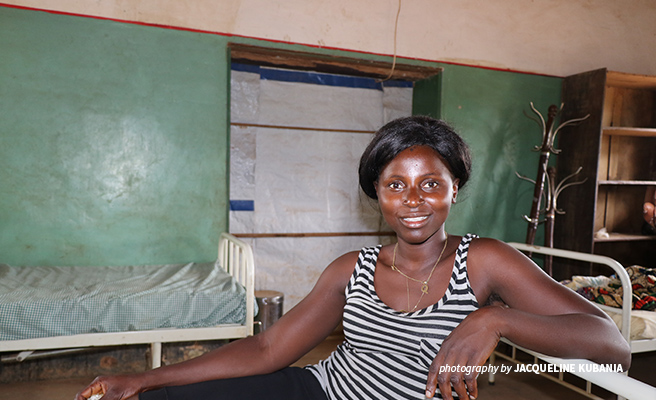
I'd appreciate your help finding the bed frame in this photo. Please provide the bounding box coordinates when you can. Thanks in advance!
[489,242,656,400]
[0,233,255,369]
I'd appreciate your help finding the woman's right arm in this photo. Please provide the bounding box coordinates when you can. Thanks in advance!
[75,251,359,400]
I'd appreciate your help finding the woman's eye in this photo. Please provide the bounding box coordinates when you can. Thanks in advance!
[423,181,439,189]
[388,182,403,190]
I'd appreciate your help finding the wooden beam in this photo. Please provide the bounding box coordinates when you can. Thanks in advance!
[229,43,442,82]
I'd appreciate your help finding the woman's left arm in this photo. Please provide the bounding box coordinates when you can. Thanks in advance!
[474,238,630,365]
[426,238,631,399]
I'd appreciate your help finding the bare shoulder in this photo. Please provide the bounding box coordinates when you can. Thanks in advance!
[313,250,361,295]
[326,250,361,276]
[469,236,516,254]
[467,237,548,304]
[469,236,550,279]
[467,236,526,271]
[330,249,362,267]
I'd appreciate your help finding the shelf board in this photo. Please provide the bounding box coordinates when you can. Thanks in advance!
[598,180,656,186]
[594,233,656,242]
[607,70,656,89]
[602,127,656,137]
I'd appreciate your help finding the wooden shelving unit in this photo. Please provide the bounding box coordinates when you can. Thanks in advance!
[553,69,656,278]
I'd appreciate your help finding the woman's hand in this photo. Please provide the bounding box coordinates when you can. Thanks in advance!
[425,306,504,400]
[75,374,141,400]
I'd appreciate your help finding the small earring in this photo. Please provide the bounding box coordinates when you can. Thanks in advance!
[452,194,457,203]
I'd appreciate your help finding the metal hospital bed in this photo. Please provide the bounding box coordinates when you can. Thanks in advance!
[0,233,255,369]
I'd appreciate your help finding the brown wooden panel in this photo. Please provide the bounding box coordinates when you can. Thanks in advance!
[594,186,608,233]
[607,136,656,180]
[594,240,656,268]
[598,133,610,181]
[612,87,655,127]
[603,185,648,234]
[554,68,607,255]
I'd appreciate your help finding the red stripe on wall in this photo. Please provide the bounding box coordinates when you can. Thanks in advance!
[0,2,560,78]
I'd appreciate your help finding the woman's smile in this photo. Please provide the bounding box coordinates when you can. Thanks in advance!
[400,214,430,227]
[402,215,429,223]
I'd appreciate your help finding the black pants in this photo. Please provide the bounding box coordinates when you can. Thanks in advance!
[140,367,328,400]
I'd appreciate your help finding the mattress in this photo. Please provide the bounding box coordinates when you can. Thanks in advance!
[0,261,249,341]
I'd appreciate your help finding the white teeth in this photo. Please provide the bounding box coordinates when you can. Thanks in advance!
[403,216,428,222]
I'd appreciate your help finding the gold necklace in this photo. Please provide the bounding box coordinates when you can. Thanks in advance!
[390,235,448,312]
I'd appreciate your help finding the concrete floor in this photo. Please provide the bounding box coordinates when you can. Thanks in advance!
[0,336,646,400]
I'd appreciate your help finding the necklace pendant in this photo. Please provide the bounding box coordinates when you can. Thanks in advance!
[421,283,429,294]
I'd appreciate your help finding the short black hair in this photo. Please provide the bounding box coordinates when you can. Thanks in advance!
[358,115,472,200]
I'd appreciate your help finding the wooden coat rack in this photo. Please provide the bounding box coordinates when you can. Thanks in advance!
[517,103,588,274]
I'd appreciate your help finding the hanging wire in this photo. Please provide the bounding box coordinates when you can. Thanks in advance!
[379,0,402,82]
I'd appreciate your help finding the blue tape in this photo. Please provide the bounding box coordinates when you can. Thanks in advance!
[259,67,383,90]
[231,63,412,89]
[230,200,255,211]
[231,63,261,74]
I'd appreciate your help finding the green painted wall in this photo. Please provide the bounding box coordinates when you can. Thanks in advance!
[0,6,561,267]
[0,7,230,266]
[439,66,562,243]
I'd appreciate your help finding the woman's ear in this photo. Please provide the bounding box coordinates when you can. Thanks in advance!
[452,179,460,204]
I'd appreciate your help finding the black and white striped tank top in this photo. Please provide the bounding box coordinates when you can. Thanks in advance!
[307,234,479,399]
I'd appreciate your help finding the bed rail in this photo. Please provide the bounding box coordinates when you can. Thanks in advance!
[495,338,656,400]
[218,232,255,337]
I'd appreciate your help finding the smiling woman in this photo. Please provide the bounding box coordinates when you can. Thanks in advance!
[76,116,630,400]
[356,119,468,255]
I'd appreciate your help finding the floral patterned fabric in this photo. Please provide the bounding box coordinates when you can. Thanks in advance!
[562,265,656,311]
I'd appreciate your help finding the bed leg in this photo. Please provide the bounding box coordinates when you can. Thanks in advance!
[151,342,162,369]
[488,352,496,385]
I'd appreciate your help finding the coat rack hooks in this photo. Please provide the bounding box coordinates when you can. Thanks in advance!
[517,103,589,275]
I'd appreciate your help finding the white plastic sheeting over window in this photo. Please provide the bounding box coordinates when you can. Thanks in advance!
[229,64,412,310]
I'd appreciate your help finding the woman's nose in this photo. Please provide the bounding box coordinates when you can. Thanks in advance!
[403,187,424,206]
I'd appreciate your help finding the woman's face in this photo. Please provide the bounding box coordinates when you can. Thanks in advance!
[375,145,458,245]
